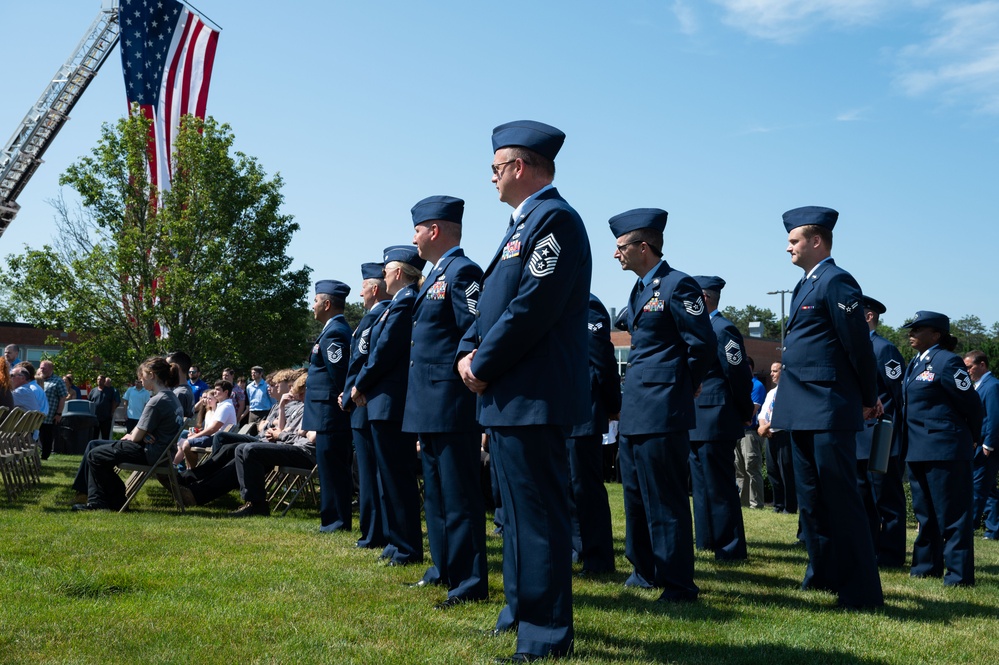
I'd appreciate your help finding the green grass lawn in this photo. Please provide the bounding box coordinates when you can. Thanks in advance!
[2,455,998,664]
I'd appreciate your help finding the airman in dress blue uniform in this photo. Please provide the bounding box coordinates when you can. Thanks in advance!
[402,195,488,607]
[769,206,884,608]
[352,246,426,566]
[855,296,908,567]
[456,120,590,662]
[902,311,983,585]
[341,262,391,549]
[689,276,754,561]
[303,279,354,532]
[610,208,716,602]
[567,294,621,574]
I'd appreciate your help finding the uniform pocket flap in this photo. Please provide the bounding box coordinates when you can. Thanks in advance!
[642,367,676,385]
[798,366,836,383]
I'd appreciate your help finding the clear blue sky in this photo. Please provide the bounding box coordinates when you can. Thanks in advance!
[3,0,998,330]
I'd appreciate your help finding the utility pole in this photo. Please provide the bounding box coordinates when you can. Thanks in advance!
[767,289,793,355]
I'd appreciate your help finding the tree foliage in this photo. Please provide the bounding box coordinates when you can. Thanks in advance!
[0,111,312,385]
[721,305,783,340]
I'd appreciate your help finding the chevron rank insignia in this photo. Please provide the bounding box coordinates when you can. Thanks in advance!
[465,282,480,315]
[884,359,902,380]
[954,369,972,391]
[588,321,604,332]
[725,339,743,365]
[838,301,859,313]
[683,296,705,316]
[358,328,371,355]
[327,343,343,364]
[528,234,561,277]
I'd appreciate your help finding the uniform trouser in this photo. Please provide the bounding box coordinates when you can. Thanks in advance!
[489,451,504,532]
[370,420,423,565]
[690,439,748,560]
[567,434,615,573]
[619,431,698,600]
[86,440,161,510]
[315,430,354,531]
[735,429,765,508]
[353,423,386,548]
[236,442,317,505]
[419,431,488,599]
[489,425,573,659]
[908,459,975,586]
[766,431,797,513]
[986,486,999,539]
[972,445,999,526]
[791,430,883,608]
[857,455,907,567]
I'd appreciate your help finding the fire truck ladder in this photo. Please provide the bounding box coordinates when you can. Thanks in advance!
[0,2,120,237]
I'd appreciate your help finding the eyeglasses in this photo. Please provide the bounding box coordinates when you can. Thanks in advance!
[615,240,644,252]
[491,159,516,176]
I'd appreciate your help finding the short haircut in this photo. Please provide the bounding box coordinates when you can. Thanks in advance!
[434,219,462,242]
[251,365,264,373]
[508,146,555,180]
[965,350,989,368]
[166,351,192,373]
[291,372,308,397]
[16,361,36,377]
[799,224,833,250]
[627,228,664,258]
[214,379,233,394]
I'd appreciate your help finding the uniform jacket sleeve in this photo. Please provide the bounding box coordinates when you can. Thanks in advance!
[669,275,717,389]
[355,293,413,395]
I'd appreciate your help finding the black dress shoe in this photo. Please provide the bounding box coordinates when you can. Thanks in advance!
[407,579,434,588]
[72,502,110,512]
[434,595,485,610]
[495,654,542,663]
[228,501,270,517]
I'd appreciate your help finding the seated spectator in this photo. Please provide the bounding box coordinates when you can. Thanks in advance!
[179,373,313,517]
[122,377,151,432]
[0,360,14,409]
[12,362,48,415]
[72,357,185,512]
[174,380,237,468]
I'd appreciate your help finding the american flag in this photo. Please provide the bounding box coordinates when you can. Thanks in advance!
[120,0,220,191]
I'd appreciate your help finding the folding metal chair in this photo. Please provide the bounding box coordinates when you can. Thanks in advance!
[268,464,319,516]
[117,429,186,512]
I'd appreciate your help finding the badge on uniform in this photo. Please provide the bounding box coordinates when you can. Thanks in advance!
[359,328,371,355]
[312,343,319,356]
[502,239,521,260]
[683,296,704,316]
[954,368,972,391]
[643,298,665,313]
[916,370,935,382]
[465,282,480,315]
[379,309,389,323]
[884,359,902,380]
[725,339,743,365]
[838,301,859,313]
[529,233,560,278]
[327,342,343,364]
[427,279,447,301]
[588,321,603,332]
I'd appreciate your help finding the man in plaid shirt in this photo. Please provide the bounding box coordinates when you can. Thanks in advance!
[39,360,68,459]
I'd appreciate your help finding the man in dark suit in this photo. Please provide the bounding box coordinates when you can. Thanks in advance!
[457,120,590,662]
[770,206,884,609]
[689,276,754,561]
[403,195,488,608]
[341,262,391,549]
[964,350,999,533]
[609,208,716,602]
[567,294,621,575]
[303,280,354,530]
[856,296,907,567]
